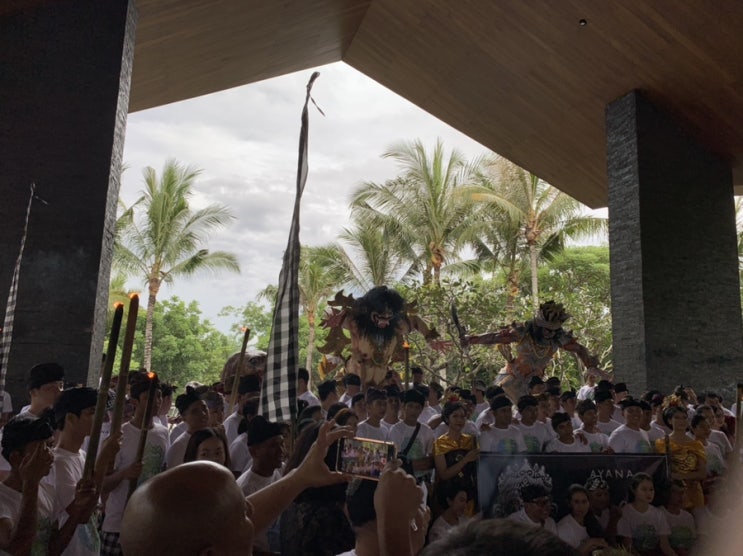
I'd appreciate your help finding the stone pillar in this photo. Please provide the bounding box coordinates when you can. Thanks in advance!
[0,0,136,405]
[606,90,743,400]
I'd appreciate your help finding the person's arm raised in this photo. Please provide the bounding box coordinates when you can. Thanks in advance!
[374,466,425,556]
[246,420,352,534]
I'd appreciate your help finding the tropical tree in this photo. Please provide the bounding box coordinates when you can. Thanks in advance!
[463,157,607,310]
[115,159,240,370]
[349,139,479,286]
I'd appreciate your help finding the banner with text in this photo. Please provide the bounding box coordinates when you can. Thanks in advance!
[479,453,669,519]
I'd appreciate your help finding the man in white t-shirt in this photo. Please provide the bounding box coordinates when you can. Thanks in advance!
[165,387,210,469]
[546,412,591,453]
[236,416,285,553]
[356,388,389,441]
[382,385,402,428]
[508,484,557,534]
[296,368,320,409]
[575,400,611,453]
[223,375,261,445]
[595,390,622,436]
[317,379,339,419]
[19,362,65,420]
[608,398,653,453]
[0,414,95,554]
[339,374,361,407]
[387,389,435,484]
[577,371,597,401]
[418,382,443,425]
[515,395,552,453]
[50,386,121,556]
[472,381,489,418]
[228,398,260,475]
[480,397,526,454]
[101,372,169,556]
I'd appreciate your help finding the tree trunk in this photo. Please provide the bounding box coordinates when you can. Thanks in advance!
[305,310,316,375]
[505,257,520,319]
[529,242,539,311]
[144,279,160,371]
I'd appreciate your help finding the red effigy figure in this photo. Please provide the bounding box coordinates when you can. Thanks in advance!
[464,301,608,401]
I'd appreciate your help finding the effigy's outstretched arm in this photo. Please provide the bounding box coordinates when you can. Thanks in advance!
[561,338,602,371]
[464,328,519,346]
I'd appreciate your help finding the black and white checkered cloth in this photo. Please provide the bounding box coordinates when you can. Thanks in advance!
[0,183,35,414]
[261,73,321,423]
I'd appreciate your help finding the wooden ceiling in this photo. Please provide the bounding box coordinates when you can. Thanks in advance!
[129,0,743,208]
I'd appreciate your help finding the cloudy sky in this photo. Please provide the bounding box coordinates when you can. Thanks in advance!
[120,61,601,333]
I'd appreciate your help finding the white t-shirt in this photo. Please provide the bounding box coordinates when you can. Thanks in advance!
[165,431,192,469]
[575,427,610,453]
[617,504,670,552]
[473,402,489,418]
[168,421,188,444]
[419,404,441,426]
[102,421,169,533]
[0,392,12,414]
[235,468,283,553]
[709,429,732,456]
[516,421,552,453]
[557,513,590,548]
[229,433,252,474]
[356,420,389,442]
[647,423,667,443]
[608,425,652,453]
[299,390,321,408]
[546,437,591,453]
[222,410,242,446]
[577,385,595,401]
[508,507,557,534]
[703,440,726,475]
[661,507,696,551]
[46,447,100,556]
[387,422,435,480]
[0,477,60,553]
[596,418,622,436]
[428,515,469,544]
[479,426,526,454]
[474,408,493,431]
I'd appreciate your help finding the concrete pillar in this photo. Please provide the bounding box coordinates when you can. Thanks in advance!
[606,90,743,400]
[0,0,136,405]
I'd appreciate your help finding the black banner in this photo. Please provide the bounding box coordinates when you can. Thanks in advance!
[479,453,669,519]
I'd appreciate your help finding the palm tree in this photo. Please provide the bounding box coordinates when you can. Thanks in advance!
[349,139,478,286]
[115,159,240,370]
[334,220,417,291]
[464,157,607,310]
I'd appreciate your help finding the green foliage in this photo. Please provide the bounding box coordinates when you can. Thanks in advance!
[218,302,274,350]
[107,297,238,387]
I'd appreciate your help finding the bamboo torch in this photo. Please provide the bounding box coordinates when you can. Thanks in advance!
[228,327,250,414]
[127,371,158,500]
[109,293,139,436]
[736,382,743,458]
[403,338,411,391]
[82,302,124,480]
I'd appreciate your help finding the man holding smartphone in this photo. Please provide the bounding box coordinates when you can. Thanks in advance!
[388,389,435,489]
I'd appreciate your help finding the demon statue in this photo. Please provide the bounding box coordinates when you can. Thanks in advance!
[318,286,438,386]
[464,300,607,401]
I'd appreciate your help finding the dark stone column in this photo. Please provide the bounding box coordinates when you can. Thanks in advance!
[607,90,743,400]
[0,0,136,406]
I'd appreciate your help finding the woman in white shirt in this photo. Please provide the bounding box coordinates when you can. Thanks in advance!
[557,484,608,555]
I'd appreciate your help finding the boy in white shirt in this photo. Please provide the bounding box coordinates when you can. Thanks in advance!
[356,388,389,442]
[480,397,526,454]
[575,400,611,453]
[515,395,552,453]
[608,398,653,453]
[546,412,591,453]
[595,390,622,436]
[387,389,434,484]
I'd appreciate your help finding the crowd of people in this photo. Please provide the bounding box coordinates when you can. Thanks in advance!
[0,359,741,555]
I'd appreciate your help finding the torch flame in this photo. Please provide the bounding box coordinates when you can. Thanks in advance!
[129,292,139,299]
[241,326,248,332]
[147,371,157,380]
[403,341,410,349]
[113,302,124,309]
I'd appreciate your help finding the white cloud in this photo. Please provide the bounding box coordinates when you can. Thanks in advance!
[120,61,492,332]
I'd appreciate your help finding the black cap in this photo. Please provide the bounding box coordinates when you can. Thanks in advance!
[517,395,538,412]
[614,382,628,394]
[175,386,202,415]
[620,397,642,410]
[401,389,425,406]
[520,483,551,502]
[247,415,283,446]
[594,390,613,403]
[384,384,402,400]
[560,390,576,402]
[2,413,54,460]
[28,363,64,391]
[53,387,98,428]
[343,374,361,386]
[490,396,512,411]
[317,379,337,400]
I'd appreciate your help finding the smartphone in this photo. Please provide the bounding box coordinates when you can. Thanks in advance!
[337,436,397,481]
